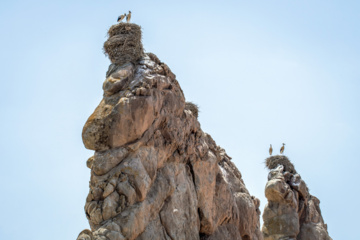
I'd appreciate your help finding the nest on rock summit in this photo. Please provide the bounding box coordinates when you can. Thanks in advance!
[185,102,199,119]
[104,23,144,66]
[265,155,297,174]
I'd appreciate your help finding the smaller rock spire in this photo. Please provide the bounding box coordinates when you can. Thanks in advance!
[262,155,332,240]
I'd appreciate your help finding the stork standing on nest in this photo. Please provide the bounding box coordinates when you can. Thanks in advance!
[126,10,132,23]
[117,13,126,23]
[280,143,285,154]
[269,144,273,156]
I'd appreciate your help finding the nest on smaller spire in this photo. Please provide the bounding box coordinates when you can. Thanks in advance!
[103,23,144,66]
[265,155,297,174]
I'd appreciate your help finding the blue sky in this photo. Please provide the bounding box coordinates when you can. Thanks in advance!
[1,1,359,239]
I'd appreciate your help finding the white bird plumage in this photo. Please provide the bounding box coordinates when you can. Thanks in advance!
[117,13,126,22]
[280,143,285,154]
[126,10,131,23]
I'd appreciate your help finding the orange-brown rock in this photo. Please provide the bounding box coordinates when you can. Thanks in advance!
[262,156,332,240]
[78,23,263,240]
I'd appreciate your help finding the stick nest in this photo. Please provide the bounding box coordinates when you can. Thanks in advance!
[146,52,161,65]
[103,23,144,65]
[265,155,297,174]
[185,102,199,119]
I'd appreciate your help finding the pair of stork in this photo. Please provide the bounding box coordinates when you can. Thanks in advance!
[117,11,132,23]
[269,143,285,155]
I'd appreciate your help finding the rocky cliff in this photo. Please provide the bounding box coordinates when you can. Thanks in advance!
[262,156,332,240]
[77,23,263,240]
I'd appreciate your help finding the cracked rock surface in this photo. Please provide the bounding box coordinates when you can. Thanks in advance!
[77,52,263,240]
[262,156,332,240]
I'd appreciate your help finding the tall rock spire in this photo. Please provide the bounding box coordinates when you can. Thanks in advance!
[77,22,263,240]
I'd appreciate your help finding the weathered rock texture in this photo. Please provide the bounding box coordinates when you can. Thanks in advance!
[262,155,332,240]
[77,23,263,240]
